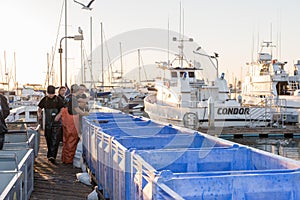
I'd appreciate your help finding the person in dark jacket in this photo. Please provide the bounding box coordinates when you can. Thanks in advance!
[0,94,10,150]
[37,85,65,164]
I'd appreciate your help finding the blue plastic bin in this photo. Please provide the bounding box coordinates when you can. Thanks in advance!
[0,149,34,200]
[153,170,300,200]
[0,171,23,200]
[97,133,232,200]
[132,147,300,199]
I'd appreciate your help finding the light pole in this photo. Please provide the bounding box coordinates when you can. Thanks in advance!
[78,27,83,83]
[59,34,84,86]
[193,47,219,79]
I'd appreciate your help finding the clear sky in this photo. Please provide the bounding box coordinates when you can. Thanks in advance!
[0,0,300,87]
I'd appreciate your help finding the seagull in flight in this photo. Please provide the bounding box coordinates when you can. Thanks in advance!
[74,0,95,10]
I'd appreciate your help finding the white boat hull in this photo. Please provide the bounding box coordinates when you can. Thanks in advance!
[242,95,300,123]
[144,95,270,129]
[6,106,38,123]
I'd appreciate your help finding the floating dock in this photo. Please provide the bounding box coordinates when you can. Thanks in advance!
[198,125,300,139]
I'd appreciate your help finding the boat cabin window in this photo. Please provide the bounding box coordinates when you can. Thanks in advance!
[188,72,195,78]
[180,72,188,78]
[19,112,25,119]
[276,82,289,95]
[273,65,281,74]
[29,111,37,118]
[171,71,177,78]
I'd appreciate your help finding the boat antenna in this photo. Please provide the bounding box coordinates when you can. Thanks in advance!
[270,23,273,56]
[257,28,259,54]
[179,2,181,42]
[251,30,254,63]
[167,16,170,68]
[277,11,282,60]
[179,2,183,68]
[182,8,184,41]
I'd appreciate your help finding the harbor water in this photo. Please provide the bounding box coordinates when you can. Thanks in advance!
[229,136,300,161]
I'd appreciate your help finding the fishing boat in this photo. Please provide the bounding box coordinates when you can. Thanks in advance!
[8,86,44,109]
[6,105,38,124]
[144,39,272,130]
[242,41,300,123]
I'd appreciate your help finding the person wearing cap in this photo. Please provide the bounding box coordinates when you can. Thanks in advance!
[37,85,65,164]
[61,84,89,164]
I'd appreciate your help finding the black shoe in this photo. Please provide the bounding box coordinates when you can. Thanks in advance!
[48,157,57,165]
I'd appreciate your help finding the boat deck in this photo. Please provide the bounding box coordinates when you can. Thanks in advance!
[30,131,94,200]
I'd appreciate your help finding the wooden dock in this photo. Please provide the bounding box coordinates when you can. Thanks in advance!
[30,131,94,200]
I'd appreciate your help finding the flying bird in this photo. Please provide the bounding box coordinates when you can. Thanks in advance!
[74,0,95,10]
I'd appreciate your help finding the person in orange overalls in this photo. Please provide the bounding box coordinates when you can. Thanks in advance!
[61,84,88,164]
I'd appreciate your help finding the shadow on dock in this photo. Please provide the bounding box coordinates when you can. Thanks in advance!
[30,131,94,200]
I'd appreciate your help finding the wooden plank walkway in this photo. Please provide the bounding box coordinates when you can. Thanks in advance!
[30,131,94,200]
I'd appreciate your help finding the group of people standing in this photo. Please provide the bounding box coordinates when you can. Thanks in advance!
[37,84,89,164]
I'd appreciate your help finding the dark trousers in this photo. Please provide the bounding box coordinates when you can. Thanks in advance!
[44,124,61,159]
[0,134,4,150]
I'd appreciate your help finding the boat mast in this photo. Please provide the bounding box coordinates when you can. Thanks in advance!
[270,23,273,57]
[138,49,141,84]
[179,2,183,68]
[13,52,17,90]
[47,53,50,86]
[90,16,93,86]
[4,51,8,91]
[101,22,104,87]
[64,0,68,86]
[119,42,123,87]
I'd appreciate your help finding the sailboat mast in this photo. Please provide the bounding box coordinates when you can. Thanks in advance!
[179,2,183,68]
[14,52,17,89]
[64,0,68,86]
[138,49,141,84]
[119,42,123,79]
[270,23,273,57]
[90,17,93,85]
[47,53,50,86]
[4,51,8,88]
[101,22,104,87]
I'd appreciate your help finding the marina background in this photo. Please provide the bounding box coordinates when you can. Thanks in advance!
[1,0,300,87]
